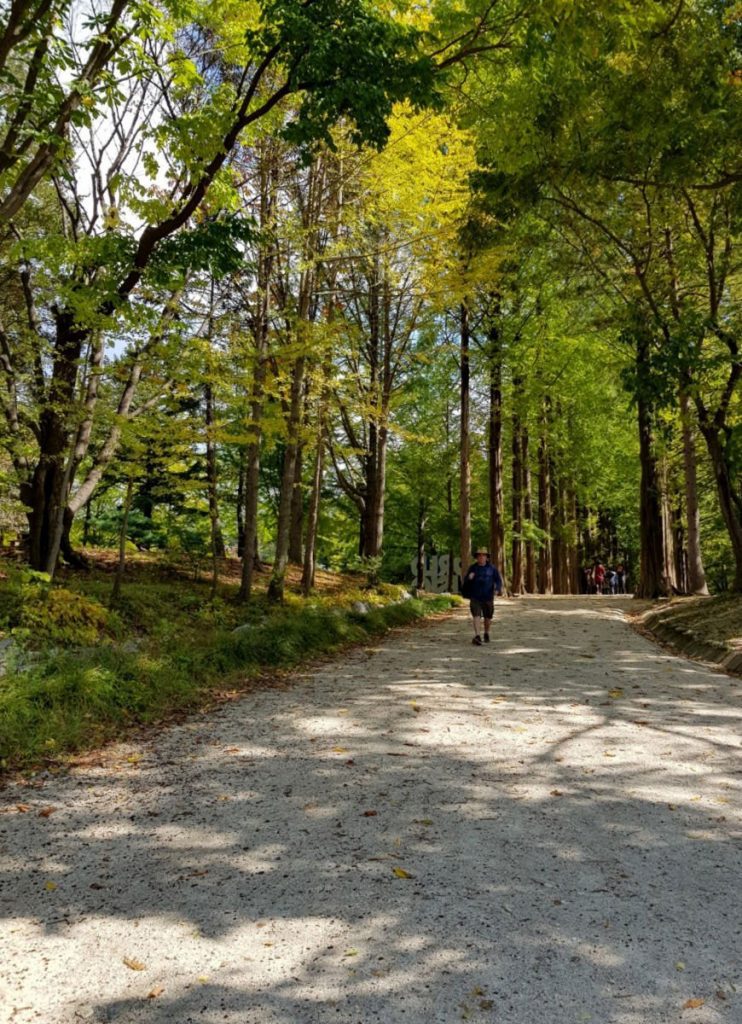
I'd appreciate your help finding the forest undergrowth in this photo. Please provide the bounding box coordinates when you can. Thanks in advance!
[0,554,457,776]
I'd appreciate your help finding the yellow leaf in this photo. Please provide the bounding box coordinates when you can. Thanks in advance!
[147,987,164,999]
[123,958,146,971]
[676,962,686,971]
[44,880,57,892]
[392,866,414,879]
[331,746,348,754]
[343,948,359,957]
[608,688,624,699]
[127,754,142,764]
[682,998,704,1009]
[197,976,209,984]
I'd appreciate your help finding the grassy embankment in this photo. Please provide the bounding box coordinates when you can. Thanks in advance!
[634,593,742,671]
[0,553,459,774]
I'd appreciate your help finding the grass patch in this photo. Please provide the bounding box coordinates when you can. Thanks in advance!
[0,563,458,774]
[641,593,742,647]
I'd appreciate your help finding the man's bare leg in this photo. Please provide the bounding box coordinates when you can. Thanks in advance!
[471,614,482,644]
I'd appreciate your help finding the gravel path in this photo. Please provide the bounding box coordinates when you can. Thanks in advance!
[2,596,741,1024]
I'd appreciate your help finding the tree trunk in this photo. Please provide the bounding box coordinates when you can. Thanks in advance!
[239,145,276,601]
[416,497,427,590]
[635,340,666,598]
[21,309,86,575]
[205,381,226,561]
[510,378,524,595]
[698,422,742,592]
[537,414,553,594]
[679,387,709,595]
[550,466,568,594]
[236,454,246,558]
[660,458,678,593]
[445,401,455,592]
[288,443,304,564]
[567,488,580,594]
[301,430,324,596]
[459,301,471,585]
[523,426,536,593]
[268,356,307,601]
[111,477,133,607]
[488,328,505,577]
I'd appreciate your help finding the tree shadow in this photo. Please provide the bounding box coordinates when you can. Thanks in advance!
[2,598,740,1023]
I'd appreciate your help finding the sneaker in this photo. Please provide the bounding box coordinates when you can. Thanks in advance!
[484,633,490,643]
[472,635,482,646]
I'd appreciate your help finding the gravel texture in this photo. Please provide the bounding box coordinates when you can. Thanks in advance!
[2,596,741,1024]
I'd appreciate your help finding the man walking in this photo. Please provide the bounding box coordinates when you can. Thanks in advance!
[462,547,503,646]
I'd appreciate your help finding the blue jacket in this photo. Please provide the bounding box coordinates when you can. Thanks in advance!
[465,562,502,601]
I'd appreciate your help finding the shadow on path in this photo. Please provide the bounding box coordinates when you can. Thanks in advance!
[2,597,741,1023]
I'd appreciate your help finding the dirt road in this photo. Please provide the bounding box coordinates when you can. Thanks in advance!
[2,597,741,1023]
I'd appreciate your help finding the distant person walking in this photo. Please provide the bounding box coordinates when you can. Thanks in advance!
[593,561,606,595]
[615,564,627,594]
[462,547,503,646]
[582,566,593,594]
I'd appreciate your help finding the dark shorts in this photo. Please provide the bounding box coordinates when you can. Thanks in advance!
[470,598,494,620]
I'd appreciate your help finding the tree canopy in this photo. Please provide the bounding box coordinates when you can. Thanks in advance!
[1,0,740,596]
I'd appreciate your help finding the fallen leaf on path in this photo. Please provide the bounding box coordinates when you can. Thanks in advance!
[123,958,146,971]
[392,866,414,879]
[16,804,31,813]
[331,746,348,754]
[147,987,164,1000]
[676,962,686,971]
[550,790,563,797]
[608,688,624,699]
[44,880,57,892]
[603,751,616,758]
[224,747,240,754]
[414,819,434,826]
[37,806,56,818]
[126,754,142,764]
[362,810,378,817]
[682,998,704,1009]
[343,948,359,957]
